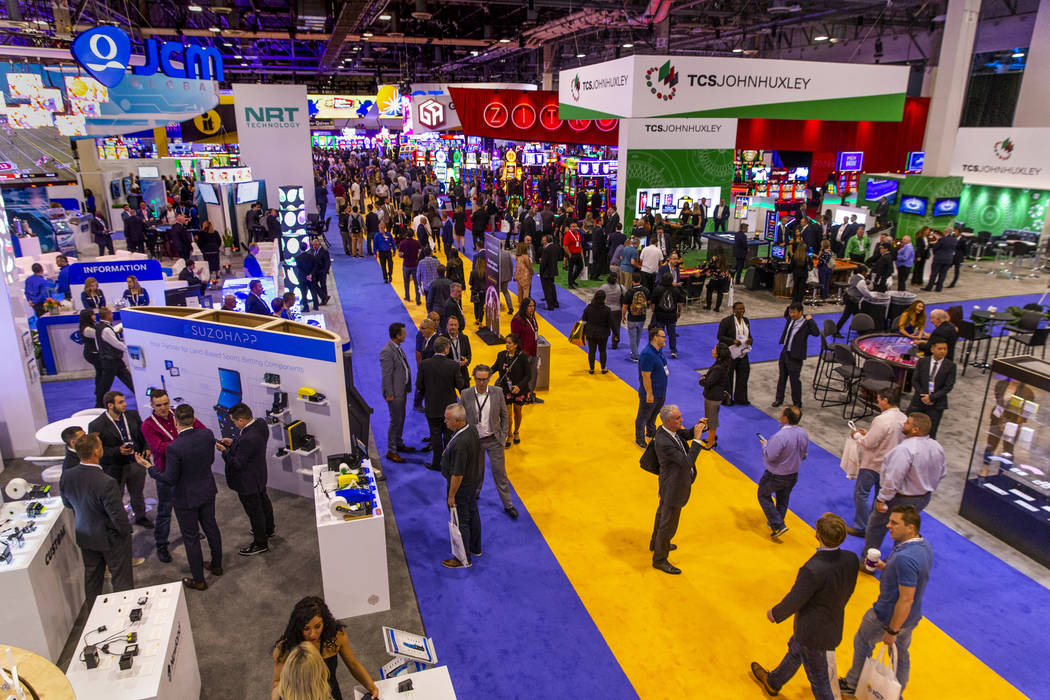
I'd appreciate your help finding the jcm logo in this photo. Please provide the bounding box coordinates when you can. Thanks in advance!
[71,26,223,88]
[243,107,301,127]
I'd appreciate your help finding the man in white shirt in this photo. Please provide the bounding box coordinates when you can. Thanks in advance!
[94,306,134,406]
[459,365,519,519]
[846,388,907,537]
[639,236,663,291]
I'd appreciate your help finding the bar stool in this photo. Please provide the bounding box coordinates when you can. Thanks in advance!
[846,359,896,420]
[819,344,862,409]
[958,319,992,375]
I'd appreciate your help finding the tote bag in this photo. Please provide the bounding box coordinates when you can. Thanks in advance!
[569,320,586,347]
[448,507,468,566]
[856,644,901,700]
[841,436,860,479]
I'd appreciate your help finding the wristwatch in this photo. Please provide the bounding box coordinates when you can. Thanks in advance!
[884,626,899,636]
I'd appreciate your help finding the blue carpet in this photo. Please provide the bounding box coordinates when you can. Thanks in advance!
[535,284,1049,699]
[330,253,638,700]
[41,378,138,423]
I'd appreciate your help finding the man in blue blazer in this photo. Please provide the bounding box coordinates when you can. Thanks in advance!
[141,404,223,591]
[244,279,271,316]
[217,403,274,556]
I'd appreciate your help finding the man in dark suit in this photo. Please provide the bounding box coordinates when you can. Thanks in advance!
[539,234,561,310]
[266,208,282,242]
[773,303,821,409]
[143,404,222,591]
[713,199,730,232]
[442,284,467,333]
[419,336,467,471]
[923,229,958,292]
[802,216,822,251]
[839,215,859,255]
[717,302,753,405]
[380,322,414,463]
[308,238,332,305]
[733,223,750,284]
[123,212,146,254]
[295,244,323,312]
[697,197,709,234]
[88,391,152,528]
[243,279,270,316]
[916,309,958,361]
[217,403,274,556]
[169,213,192,261]
[440,403,482,569]
[751,513,859,698]
[61,433,141,600]
[61,426,85,472]
[649,405,707,575]
[907,339,955,438]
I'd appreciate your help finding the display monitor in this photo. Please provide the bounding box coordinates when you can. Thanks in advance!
[899,195,928,216]
[236,181,260,205]
[634,186,721,220]
[138,166,160,178]
[864,179,899,202]
[199,182,219,205]
[933,198,960,217]
[771,245,786,260]
[837,151,864,172]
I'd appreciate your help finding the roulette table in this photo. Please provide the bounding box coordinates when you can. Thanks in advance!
[853,332,920,393]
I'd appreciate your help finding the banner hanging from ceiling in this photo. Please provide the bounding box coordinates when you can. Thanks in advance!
[408,94,460,133]
[558,55,909,122]
[449,87,618,146]
[950,127,1050,188]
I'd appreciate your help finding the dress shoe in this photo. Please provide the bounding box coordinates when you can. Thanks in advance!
[239,543,270,556]
[649,543,677,552]
[505,506,519,519]
[385,451,405,463]
[131,556,146,567]
[442,558,471,569]
[653,560,681,575]
[724,399,733,406]
[846,527,865,537]
[135,517,155,529]
[182,577,208,591]
[771,400,784,408]
[770,526,789,539]
[204,561,223,576]
[157,546,172,563]
[750,662,779,696]
[396,444,416,453]
[635,439,647,449]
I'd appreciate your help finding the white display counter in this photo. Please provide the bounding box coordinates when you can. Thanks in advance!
[0,497,85,661]
[313,463,390,619]
[353,666,457,700]
[65,582,201,700]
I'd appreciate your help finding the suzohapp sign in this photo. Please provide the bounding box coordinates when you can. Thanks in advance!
[621,117,737,150]
[950,127,1050,188]
[560,55,908,122]
[71,26,223,88]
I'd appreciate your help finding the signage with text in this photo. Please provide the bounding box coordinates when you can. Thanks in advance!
[619,117,737,150]
[837,151,864,172]
[450,87,617,146]
[950,127,1050,188]
[71,26,223,88]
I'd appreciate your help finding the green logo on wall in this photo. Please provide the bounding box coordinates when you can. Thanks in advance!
[243,106,301,128]
[570,74,581,102]
[993,138,1014,161]
[645,60,679,101]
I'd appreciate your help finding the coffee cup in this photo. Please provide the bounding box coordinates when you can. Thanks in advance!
[864,548,882,571]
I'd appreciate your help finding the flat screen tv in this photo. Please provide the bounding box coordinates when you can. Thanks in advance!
[137,166,160,178]
[899,195,927,216]
[199,182,219,205]
[933,198,960,217]
[236,181,259,205]
[865,178,899,202]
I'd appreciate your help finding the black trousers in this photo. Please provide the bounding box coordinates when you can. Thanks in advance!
[775,351,804,406]
[427,416,451,470]
[175,498,222,583]
[791,271,808,303]
[836,297,861,333]
[96,360,134,408]
[300,278,322,311]
[911,257,927,285]
[452,482,482,560]
[729,355,750,403]
[155,481,174,548]
[540,277,558,308]
[706,284,725,311]
[949,261,963,287]
[83,536,134,601]
[586,336,608,370]
[734,257,747,283]
[925,263,950,291]
[127,239,145,254]
[378,250,394,281]
[567,253,584,287]
[96,238,115,256]
[650,496,682,564]
[238,491,275,547]
[896,266,911,291]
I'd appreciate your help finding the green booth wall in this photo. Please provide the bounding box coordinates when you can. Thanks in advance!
[857,174,962,239]
[957,184,1049,235]
[622,149,734,225]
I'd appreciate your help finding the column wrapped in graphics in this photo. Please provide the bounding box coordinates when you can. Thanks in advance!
[278,185,312,303]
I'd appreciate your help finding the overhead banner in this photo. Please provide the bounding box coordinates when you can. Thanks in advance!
[408,94,461,132]
[619,117,737,150]
[450,87,618,146]
[559,55,909,122]
[179,103,237,141]
[69,259,165,311]
[950,128,1050,188]
[233,83,315,214]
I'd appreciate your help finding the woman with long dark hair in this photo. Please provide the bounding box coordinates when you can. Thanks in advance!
[453,205,466,250]
[698,342,732,448]
[493,333,530,445]
[272,596,378,700]
[580,289,613,374]
[510,298,542,403]
[790,241,811,304]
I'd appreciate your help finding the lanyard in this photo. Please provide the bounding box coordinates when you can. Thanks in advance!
[147,413,175,441]
[474,390,490,417]
[449,336,460,360]
[108,412,130,441]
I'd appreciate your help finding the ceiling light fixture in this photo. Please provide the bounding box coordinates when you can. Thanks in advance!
[188,3,203,11]
[732,47,743,53]
[208,27,221,32]
[622,42,634,48]
[234,54,243,59]
[223,41,233,46]
[378,13,391,20]
[499,38,511,43]
[814,35,829,41]
[576,53,586,58]
[362,31,373,38]
[470,50,479,56]
[829,37,839,43]
[1012,51,1025,58]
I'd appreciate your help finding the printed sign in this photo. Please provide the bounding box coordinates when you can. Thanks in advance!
[71,25,223,88]
[950,127,1050,188]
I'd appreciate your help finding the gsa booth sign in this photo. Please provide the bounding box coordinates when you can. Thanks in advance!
[71,26,224,88]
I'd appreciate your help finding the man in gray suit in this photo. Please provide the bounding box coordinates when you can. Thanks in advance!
[650,405,707,575]
[380,322,414,464]
[460,365,519,520]
[498,247,515,314]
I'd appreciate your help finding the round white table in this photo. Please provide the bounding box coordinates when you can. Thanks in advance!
[34,415,96,445]
[72,408,105,418]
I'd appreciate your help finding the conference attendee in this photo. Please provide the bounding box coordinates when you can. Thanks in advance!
[89,390,150,527]
[716,302,752,406]
[618,236,640,289]
[493,333,531,442]
[698,343,731,448]
[622,272,649,362]
[380,322,414,463]
[60,425,85,472]
[121,275,150,307]
[869,242,894,292]
[713,199,730,232]
[365,204,380,256]
[733,223,750,284]
[90,211,114,256]
[514,242,533,306]
[840,506,933,698]
[244,279,271,316]
[444,315,472,385]
[789,242,811,304]
[272,596,380,700]
[78,310,104,403]
[266,208,282,242]
[906,338,955,439]
[846,388,907,537]
[834,265,872,334]
[703,253,731,312]
[372,224,395,283]
[81,276,106,310]
[844,225,868,263]
[271,642,330,700]
[95,308,135,404]
[914,308,958,361]
[539,234,561,310]
[460,364,518,518]
[123,210,146,253]
[697,197,709,234]
[947,229,969,288]
[910,228,929,286]
[346,206,365,257]
[419,336,466,471]
[243,244,264,278]
[426,264,451,315]
[638,236,662,291]
[635,327,669,448]
[169,213,192,261]
[23,263,49,317]
[773,304,820,409]
[510,299,542,403]
[216,403,274,556]
[309,238,332,305]
[757,406,809,539]
[443,283,467,333]
[398,230,422,305]
[897,299,928,340]
[861,413,946,558]
[441,403,482,569]
[142,403,222,591]
[295,242,324,311]
[196,221,221,284]
[244,202,264,243]
[596,273,625,350]
[55,254,71,299]
[751,513,859,700]
[649,405,707,575]
[61,433,142,600]
[649,272,684,360]
[815,239,834,300]
[923,229,957,292]
[896,235,915,291]
[560,221,585,289]
[580,289,613,374]
[140,389,206,563]
[221,295,237,311]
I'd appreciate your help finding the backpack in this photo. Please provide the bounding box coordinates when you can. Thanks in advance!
[658,287,676,313]
[350,214,362,234]
[629,288,648,317]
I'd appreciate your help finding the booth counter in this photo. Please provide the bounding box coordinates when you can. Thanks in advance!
[354,666,457,700]
[65,582,201,700]
[0,497,84,661]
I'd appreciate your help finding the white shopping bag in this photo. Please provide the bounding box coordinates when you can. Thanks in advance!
[448,507,468,566]
[841,435,860,479]
[856,644,902,700]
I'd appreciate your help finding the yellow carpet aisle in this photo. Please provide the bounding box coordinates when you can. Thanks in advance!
[386,263,1023,699]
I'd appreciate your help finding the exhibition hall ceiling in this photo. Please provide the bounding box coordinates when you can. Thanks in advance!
[0,0,1036,92]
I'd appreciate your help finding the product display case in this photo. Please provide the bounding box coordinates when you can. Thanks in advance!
[960,355,1050,568]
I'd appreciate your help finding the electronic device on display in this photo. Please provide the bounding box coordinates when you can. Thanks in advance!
[899,195,928,216]
[137,165,160,179]
[198,183,219,205]
[933,197,960,217]
[235,181,260,205]
[864,178,899,202]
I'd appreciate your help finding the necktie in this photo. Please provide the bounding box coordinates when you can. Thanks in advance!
[930,361,939,382]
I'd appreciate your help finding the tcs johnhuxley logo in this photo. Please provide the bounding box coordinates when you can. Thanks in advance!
[646,60,679,101]
[994,138,1014,161]
[570,74,581,102]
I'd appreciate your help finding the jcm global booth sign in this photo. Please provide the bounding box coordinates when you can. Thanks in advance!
[71,26,223,88]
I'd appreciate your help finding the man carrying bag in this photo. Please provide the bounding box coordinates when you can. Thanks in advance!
[440,404,481,569]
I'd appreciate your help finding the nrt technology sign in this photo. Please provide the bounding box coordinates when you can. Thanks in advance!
[71,26,223,88]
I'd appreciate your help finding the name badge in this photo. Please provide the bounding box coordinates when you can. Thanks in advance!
[664,365,670,377]
[928,381,935,394]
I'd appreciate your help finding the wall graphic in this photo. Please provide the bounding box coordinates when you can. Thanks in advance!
[622,149,734,224]
[958,184,1049,234]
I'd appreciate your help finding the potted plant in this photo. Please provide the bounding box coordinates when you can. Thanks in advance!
[43,297,62,315]
[222,232,234,255]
